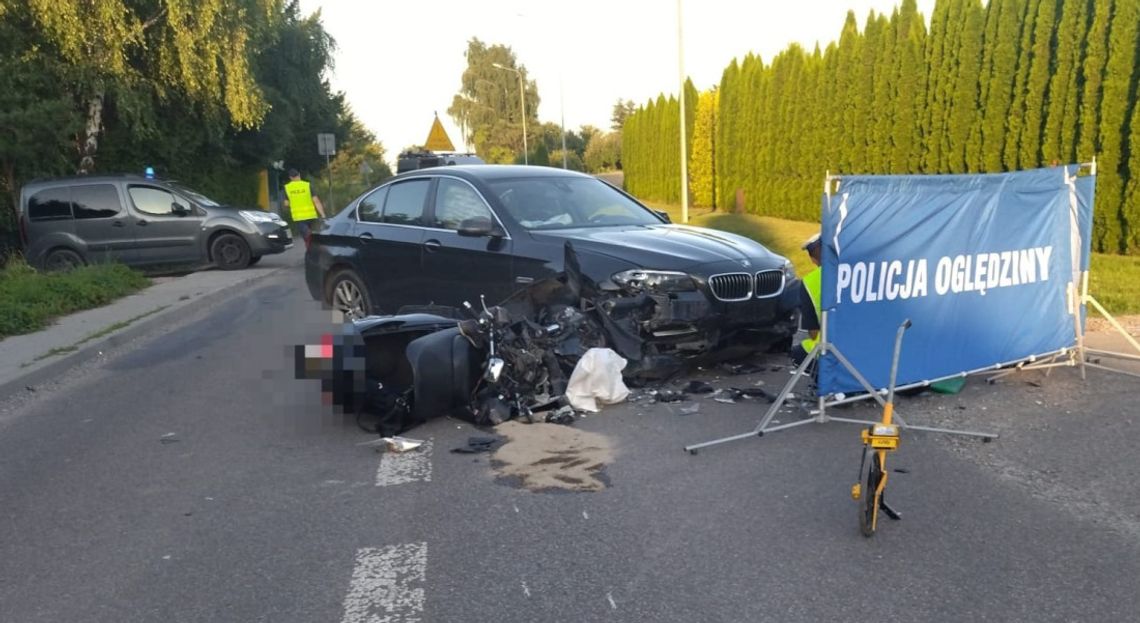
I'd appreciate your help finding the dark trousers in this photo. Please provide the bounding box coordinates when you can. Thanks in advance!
[296,219,318,248]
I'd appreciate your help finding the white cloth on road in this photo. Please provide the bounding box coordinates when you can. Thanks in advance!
[565,348,630,412]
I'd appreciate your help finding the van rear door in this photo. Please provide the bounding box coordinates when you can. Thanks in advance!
[24,186,76,264]
[70,183,136,265]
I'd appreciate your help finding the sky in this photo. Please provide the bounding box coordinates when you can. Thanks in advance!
[296,0,936,168]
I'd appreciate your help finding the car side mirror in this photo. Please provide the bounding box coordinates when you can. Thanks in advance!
[458,217,503,238]
[655,210,672,223]
[172,203,189,216]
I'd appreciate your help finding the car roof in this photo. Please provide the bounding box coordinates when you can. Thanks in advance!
[391,164,595,183]
[22,174,171,190]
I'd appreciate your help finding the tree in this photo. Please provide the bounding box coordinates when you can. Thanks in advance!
[1077,0,1112,163]
[690,89,718,207]
[611,99,637,131]
[946,0,983,172]
[550,150,585,172]
[891,0,926,172]
[0,12,82,224]
[1094,0,1139,252]
[1003,0,1039,170]
[1042,0,1089,165]
[585,131,622,172]
[1016,0,1058,169]
[447,38,540,161]
[22,0,277,173]
[979,0,1024,172]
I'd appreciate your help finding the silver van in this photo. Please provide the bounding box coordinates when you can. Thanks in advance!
[19,175,293,271]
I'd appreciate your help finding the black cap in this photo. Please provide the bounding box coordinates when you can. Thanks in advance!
[288,168,300,178]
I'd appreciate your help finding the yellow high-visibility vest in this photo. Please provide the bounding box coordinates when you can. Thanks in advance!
[801,266,822,352]
[285,180,318,221]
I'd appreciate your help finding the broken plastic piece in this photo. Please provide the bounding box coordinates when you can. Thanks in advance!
[652,389,688,403]
[359,436,425,452]
[451,437,502,453]
[679,404,701,415]
[685,380,715,394]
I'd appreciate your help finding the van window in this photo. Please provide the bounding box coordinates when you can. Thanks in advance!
[129,186,188,216]
[28,188,73,221]
[72,184,121,219]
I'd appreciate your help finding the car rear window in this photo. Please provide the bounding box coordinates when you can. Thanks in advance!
[71,184,121,219]
[28,188,73,221]
[357,186,388,223]
[382,179,429,226]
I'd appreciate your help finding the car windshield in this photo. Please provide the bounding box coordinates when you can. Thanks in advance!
[169,183,222,207]
[487,177,663,230]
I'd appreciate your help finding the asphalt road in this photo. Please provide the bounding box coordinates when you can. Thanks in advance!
[2,267,1138,622]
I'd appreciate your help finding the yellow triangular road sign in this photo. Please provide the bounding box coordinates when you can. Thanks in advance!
[424,114,455,152]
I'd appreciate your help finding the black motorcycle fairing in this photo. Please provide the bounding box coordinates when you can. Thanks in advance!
[404,327,481,423]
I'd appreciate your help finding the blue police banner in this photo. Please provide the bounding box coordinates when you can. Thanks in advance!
[817,166,1095,396]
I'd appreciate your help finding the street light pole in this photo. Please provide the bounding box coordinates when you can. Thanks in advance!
[560,74,568,169]
[677,0,689,224]
[493,63,528,165]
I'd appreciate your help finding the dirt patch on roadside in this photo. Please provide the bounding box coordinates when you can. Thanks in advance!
[492,421,614,492]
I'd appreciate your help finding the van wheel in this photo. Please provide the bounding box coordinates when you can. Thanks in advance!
[326,270,372,320]
[44,248,84,272]
[211,233,251,270]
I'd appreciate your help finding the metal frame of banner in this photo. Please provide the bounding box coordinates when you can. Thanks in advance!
[683,172,998,454]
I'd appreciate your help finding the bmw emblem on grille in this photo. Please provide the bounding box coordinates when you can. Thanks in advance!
[741,259,751,268]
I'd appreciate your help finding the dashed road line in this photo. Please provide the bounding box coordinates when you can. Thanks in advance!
[375,440,433,486]
[340,543,428,623]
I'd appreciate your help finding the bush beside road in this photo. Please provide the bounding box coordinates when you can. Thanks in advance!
[0,258,150,339]
[650,202,1140,316]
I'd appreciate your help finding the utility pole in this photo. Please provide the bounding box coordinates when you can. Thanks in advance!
[677,0,689,224]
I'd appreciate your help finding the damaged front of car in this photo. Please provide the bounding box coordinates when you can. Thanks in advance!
[557,231,800,379]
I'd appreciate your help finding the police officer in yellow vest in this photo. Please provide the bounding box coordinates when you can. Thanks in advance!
[791,232,823,368]
[283,169,326,248]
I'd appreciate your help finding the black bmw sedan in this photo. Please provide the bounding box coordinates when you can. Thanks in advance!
[304,165,798,358]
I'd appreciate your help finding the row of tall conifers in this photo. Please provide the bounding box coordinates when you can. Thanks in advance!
[623,0,1140,255]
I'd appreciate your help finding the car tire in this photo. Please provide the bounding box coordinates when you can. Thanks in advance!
[43,248,85,272]
[211,233,251,270]
[325,270,373,320]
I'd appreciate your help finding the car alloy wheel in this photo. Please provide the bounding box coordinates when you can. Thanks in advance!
[332,277,368,320]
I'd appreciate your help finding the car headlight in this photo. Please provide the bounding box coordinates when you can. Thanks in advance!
[783,260,796,280]
[611,269,696,293]
[240,210,285,225]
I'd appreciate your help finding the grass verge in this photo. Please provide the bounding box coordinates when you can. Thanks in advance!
[0,258,151,339]
[648,202,1140,316]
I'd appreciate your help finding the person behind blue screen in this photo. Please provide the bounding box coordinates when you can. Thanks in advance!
[790,232,822,369]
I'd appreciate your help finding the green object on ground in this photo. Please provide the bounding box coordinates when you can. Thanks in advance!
[931,377,967,394]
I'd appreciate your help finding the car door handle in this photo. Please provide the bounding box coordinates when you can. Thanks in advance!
[358,232,373,240]
[137,219,148,226]
[112,221,125,228]
[423,239,442,252]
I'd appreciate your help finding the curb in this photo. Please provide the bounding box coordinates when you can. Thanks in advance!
[0,259,300,403]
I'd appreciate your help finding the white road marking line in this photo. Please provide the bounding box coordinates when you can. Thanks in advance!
[607,592,617,609]
[340,543,427,623]
[375,440,433,486]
